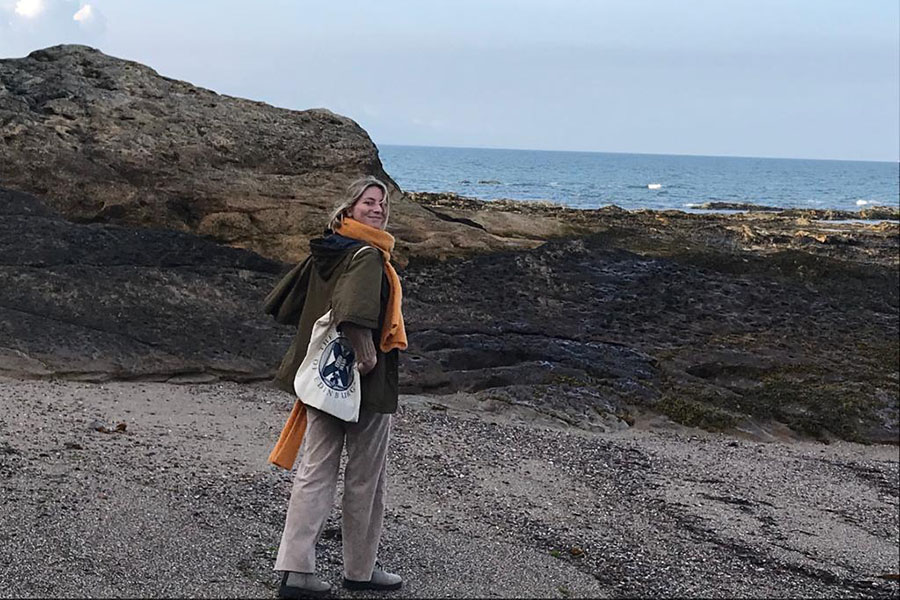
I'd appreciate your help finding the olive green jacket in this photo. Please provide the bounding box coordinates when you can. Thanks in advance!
[263,235,399,413]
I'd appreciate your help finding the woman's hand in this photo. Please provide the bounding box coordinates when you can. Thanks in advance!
[342,323,377,376]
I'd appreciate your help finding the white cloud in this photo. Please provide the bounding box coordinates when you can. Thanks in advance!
[0,0,106,50]
[14,0,44,18]
[73,1,103,33]
[72,3,90,22]
[3,0,105,29]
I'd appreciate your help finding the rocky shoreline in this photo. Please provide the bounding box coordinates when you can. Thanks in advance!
[406,191,899,265]
[401,191,900,445]
[2,185,898,445]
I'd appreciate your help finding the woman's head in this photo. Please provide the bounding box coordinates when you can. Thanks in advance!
[328,176,390,231]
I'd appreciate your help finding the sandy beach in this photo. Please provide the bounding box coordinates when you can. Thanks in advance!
[1,378,897,599]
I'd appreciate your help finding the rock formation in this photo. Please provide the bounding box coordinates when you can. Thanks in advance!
[3,188,897,443]
[0,45,536,264]
[1,45,897,445]
[0,187,289,381]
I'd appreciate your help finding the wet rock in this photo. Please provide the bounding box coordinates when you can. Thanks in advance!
[400,226,898,443]
[695,202,783,211]
[4,184,896,442]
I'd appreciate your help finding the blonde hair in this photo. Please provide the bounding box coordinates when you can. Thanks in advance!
[327,176,391,231]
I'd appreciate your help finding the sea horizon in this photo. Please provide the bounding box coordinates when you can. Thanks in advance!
[378,144,900,213]
[379,143,900,166]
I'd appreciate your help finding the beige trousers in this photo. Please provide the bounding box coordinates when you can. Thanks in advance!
[274,405,391,581]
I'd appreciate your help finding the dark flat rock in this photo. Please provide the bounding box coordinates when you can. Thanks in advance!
[400,229,899,443]
[0,187,289,381]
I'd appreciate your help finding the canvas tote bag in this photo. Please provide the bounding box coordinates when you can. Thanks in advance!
[292,246,375,422]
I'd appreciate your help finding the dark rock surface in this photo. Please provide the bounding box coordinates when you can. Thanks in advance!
[2,187,897,444]
[694,201,784,211]
[691,201,899,219]
[0,187,287,381]
[401,229,899,443]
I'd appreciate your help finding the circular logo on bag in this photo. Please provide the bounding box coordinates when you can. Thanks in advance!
[318,337,356,392]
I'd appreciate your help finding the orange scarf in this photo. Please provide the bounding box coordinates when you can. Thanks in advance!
[335,218,407,352]
[267,219,406,470]
[268,401,307,470]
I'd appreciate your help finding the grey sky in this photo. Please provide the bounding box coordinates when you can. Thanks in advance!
[2,0,898,161]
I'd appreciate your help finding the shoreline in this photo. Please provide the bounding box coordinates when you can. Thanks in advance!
[401,189,900,270]
[404,190,900,223]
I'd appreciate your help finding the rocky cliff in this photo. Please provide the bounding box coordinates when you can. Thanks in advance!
[0,45,536,263]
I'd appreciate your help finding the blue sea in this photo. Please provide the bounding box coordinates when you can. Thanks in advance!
[379,145,899,214]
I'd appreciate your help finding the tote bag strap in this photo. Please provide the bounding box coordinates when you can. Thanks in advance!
[350,245,377,262]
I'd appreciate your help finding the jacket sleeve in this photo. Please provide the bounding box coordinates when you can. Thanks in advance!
[263,257,312,326]
[331,248,383,330]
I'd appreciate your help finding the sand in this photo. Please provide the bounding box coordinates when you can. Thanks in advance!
[0,378,897,599]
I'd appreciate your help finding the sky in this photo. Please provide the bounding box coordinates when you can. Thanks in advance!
[1,0,898,162]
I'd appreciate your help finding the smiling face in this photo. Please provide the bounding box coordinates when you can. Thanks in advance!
[347,185,387,229]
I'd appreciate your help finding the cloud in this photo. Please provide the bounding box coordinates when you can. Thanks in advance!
[71,3,89,21]
[2,0,106,32]
[72,2,104,34]
[0,0,106,53]
[14,0,45,19]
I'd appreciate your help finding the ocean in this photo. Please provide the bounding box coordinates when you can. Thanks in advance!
[378,145,900,214]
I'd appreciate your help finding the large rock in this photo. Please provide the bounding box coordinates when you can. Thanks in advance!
[0,187,290,381]
[0,45,536,264]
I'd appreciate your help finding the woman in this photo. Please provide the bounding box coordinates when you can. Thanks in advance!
[263,176,407,598]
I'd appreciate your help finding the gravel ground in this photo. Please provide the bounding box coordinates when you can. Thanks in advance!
[0,379,897,599]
